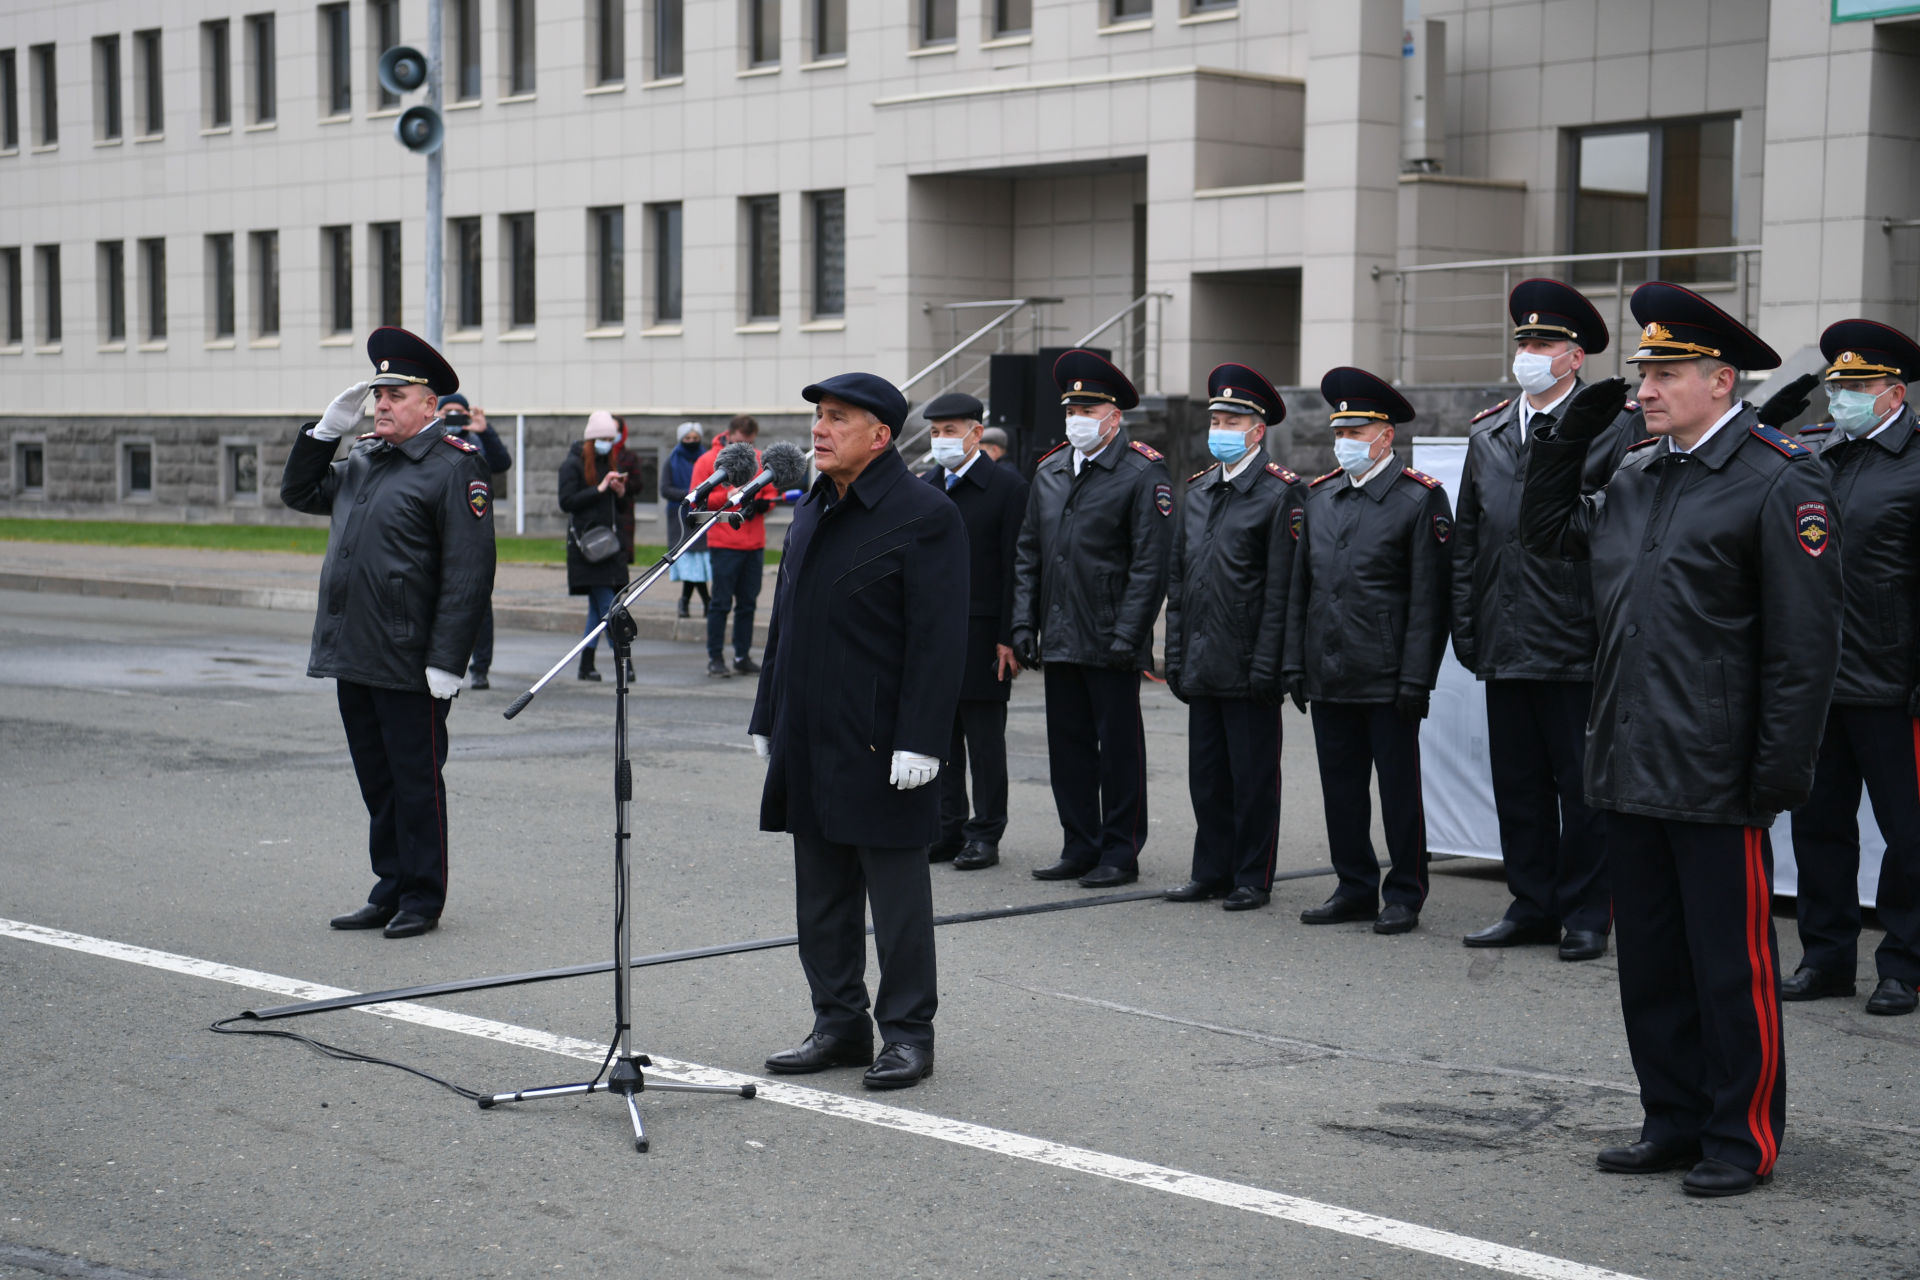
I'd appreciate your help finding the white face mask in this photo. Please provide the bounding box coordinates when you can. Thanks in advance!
[1828,386,1885,438]
[1065,414,1108,454]
[1332,435,1381,476]
[929,436,972,470]
[1512,350,1563,397]
[592,439,614,455]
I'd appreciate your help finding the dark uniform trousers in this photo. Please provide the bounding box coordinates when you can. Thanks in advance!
[1187,696,1282,891]
[1044,663,1148,870]
[1610,813,1784,1176]
[941,700,1010,846]
[470,605,494,677]
[1791,706,1920,985]
[337,680,452,919]
[1485,679,1609,933]
[1310,702,1427,909]
[793,836,938,1049]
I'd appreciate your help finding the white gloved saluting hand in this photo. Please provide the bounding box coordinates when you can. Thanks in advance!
[752,734,771,759]
[889,750,940,791]
[312,380,373,441]
[426,667,463,700]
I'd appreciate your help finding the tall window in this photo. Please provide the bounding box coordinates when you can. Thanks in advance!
[322,225,352,333]
[250,230,279,337]
[747,0,780,65]
[995,0,1032,36]
[93,36,122,141]
[124,442,153,497]
[369,0,400,108]
[206,233,235,338]
[1570,118,1738,286]
[227,443,260,501]
[321,5,352,115]
[503,212,536,328]
[653,0,683,78]
[449,0,481,100]
[371,222,402,325]
[503,0,536,95]
[30,44,56,145]
[810,190,844,318]
[1,51,16,150]
[202,21,231,128]
[650,202,682,323]
[590,206,624,327]
[744,196,779,321]
[134,30,162,135]
[452,216,482,328]
[1,247,21,345]
[591,0,625,85]
[34,244,61,344]
[813,0,846,58]
[1111,0,1151,18]
[921,0,956,45]
[98,240,126,343]
[15,441,44,493]
[245,14,276,124]
[139,237,166,340]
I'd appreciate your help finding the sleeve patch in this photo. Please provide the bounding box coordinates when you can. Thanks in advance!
[1750,424,1810,458]
[1433,513,1453,544]
[442,434,480,454]
[1470,398,1511,425]
[1402,467,1442,489]
[1288,507,1304,541]
[1153,483,1173,516]
[1130,440,1165,462]
[1796,501,1829,556]
[467,479,491,519]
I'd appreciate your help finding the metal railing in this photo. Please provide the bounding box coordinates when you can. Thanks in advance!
[1076,291,1174,395]
[1377,245,1763,384]
[894,296,1058,457]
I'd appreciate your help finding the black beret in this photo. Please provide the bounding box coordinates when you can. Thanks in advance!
[1053,349,1140,412]
[1319,366,1415,425]
[1820,319,1920,383]
[1509,278,1610,354]
[922,391,985,422]
[1207,363,1286,425]
[367,326,459,396]
[803,372,910,433]
[1628,282,1779,371]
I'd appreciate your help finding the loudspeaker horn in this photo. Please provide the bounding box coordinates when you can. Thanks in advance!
[393,105,444,154]
[377,45,429,96]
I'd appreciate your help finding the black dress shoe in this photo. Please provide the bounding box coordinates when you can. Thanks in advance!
[1078,864,1138,889]
[330,902,397,930]
[382,910,438,939]
[862,1042,933,1090]
[764,1031,875,1074]
[1866,976,1919,1016]
[928,837,964,864]
[1164,880,1229,902]
[469,672,490,691]
[1683,1158,1770,1197]
[1463,918,1559,948]
[1595,1138,1702,1174]
[1373,903,1419,935]
[1300,895,1376,925]
[1559,930,1608,962]
[1032,858,1095,881]
[953,841,999,870]
[1779,966,1856,1001]
[707,659,731,678]
[1222,886,1270,912]
[734,656,761,675]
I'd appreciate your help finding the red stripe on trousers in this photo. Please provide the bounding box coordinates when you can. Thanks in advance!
[1742,826,1779,1173]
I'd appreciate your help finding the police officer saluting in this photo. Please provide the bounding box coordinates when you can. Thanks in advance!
[281,327,496,939]
[1521,283,1843,1196]
[1010,351,1174,888]
[1283,368,1452,934]
[1784,320,1920,1017]
[1453,280,1646,961]
[1163,365,1305,911]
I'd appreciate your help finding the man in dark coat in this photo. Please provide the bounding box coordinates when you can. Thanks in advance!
[750,372,968,1090]
[280,327,495,940]
[438,392,512,690]
[922,391,1030,870]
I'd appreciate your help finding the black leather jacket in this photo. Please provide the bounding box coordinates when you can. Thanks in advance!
[1451,388,1647,681]
[1801,406,1920,711]
[1164,450,1306,699]
[1521,406,1843,824]
[1283,464,1454,703]
[1010,428,1173,667]
[280,420,497,692]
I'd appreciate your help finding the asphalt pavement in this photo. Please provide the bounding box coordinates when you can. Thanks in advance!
[2,588,1917,1280]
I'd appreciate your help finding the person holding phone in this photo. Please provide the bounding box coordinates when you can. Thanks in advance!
[558,411,632,683]
[439,392,512,689]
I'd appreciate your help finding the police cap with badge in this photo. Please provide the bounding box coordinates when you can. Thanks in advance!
[1320,367,1415,425]
[1054,349,1140,411]
[1820,319,1920,385]
[1628,283,1779,370]
[1510,278,1610,353]
[368,325,460,396]
[1208,363,1287,425]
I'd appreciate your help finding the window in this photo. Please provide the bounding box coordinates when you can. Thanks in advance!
[225,442,260,501]
[653,0,683,78]
[322,225,352,334]
[921,0,956,45]
[139,237,166,340]
[369,0,400,108]
[206,233,235,338]
[746,0,780,65]
[1111,0,1151,18]
[449,0,481,100]
[34,244,60,345]
[370,222,401,325]
[812,0,846,58]
[134,30,163,135]
[30,43,56,145]
[123,441,153,498]
[503,212,535,328]
[503,0,536,95]
[1187,0,1235,10]
[250,230,279,337]
[1,247,21,345]
[245,14,276,124]
[98,240,126,343]
[590,0,625,85]
[650,202,682,323]
[590,206,624,327]
[744,195,779,321]
[995,0,1032,36]
[320,4,351,116]
[1,50,16,150]
[1570,118,1738,286]
[452,216,482,328]
[810,190,844,318]
[202,21,231,128]
[15,440,45,494]
[94,36,122,141]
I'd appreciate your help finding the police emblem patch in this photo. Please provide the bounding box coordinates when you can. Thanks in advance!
[1433,514,1453,544]
[1288,507,1304,541]
[468,480,490,519]
[1154,483,1173,516]
[1796,501,1828,556]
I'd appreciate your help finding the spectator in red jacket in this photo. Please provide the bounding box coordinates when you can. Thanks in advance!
[689,414,767,679]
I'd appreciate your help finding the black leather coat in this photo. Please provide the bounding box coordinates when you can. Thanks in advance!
[1164,450,1306,699]
[924,454,1030,702]
[1801,406,1920,711]
[1283,464,1453,703]
[1451,388,1648,680]
[1521,407,1843,825]
[1010,428,1173,667]
[280,420,496,692]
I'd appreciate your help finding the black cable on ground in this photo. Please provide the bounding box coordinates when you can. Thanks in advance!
[209,1015,493,1102]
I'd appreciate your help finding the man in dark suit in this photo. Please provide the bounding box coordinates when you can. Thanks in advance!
[750,372,969,1090]
[922,391,1031,871]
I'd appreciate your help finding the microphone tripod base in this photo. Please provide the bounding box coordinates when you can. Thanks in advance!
[478,1055,755,1153]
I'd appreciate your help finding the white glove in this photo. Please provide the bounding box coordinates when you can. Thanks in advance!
[752,734,771,759]
[425,667,463,699]
[312,380,372,441]
[889,750,940,791]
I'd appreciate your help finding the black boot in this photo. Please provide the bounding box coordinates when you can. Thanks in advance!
[677,592,691,619]
[578,649,602,682]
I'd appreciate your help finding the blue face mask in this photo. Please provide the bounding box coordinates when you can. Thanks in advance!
[1333,436,1379,476]
[1207,427,1253,465]
[1828,386,1885,438]
[593,439,614,455]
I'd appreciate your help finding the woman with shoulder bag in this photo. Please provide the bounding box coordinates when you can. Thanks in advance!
[558,411,631,683]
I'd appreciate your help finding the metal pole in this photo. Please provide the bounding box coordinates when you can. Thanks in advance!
[514,412,526,535]
[1613,257,1626,380]
[424,0,444,348]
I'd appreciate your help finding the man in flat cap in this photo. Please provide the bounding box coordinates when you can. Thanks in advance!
[281,327,496,939]
[751,372,968,1089]
[1521,282,1843,1196]
[922,391,1030,871]
[1784,319,1920,1018]
[1452,279,1648,962]
[1010,350,1173,888]
[979,426,1019,471]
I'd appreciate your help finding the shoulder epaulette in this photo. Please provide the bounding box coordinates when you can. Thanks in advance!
[1129,440,1164,463]
[1309,468,1343,488]
[1624,400,1640,413]
[1626,436,1661,452]
[1401,467,1442,489]
[1798,423,1834,437]
[1749,424,1811,458]
[1188,463,1219,483]
[1470,399,1510,425]
[441,434,479,454]
[357,431,378,441]
[1265,462,1300,484]
[1036,441,1070,464]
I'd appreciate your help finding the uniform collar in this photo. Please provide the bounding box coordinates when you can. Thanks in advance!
[1335,460,1400,503]
[945,449,984,485]
[388,418,449,461]
[1663,402,1753,470]
[1208,445,1265,491]
[1868,403,1916,453]
[1078,427,1129,472]
[1517,378,1579,435]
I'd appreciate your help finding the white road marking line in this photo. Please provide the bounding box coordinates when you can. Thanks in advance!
[2,916,1642,1280]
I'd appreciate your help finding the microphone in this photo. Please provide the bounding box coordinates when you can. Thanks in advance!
[724,441,811,509]
[685,441,759,508]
